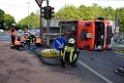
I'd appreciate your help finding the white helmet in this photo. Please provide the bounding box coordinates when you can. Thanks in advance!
[68,38,75,44]
[17,33,20,37]
[24,32,29,35]
[12,23,16,26]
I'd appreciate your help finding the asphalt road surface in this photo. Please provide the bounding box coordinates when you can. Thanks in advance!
[0,34,124,83]
[78,50,124,83]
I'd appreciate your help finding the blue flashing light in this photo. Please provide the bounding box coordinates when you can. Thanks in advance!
[84,45,89,48]
[85,22,90,26]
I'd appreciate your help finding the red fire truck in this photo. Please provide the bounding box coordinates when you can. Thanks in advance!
[59,19,115,50]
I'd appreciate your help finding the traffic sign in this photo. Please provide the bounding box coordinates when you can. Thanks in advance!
[35,0,43,7]
[53,37,67,51]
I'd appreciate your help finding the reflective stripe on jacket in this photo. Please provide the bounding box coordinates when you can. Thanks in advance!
[63,46,77,63]
[36,37,41,44]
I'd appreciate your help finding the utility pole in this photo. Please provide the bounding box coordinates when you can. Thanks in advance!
[27,2,30,30]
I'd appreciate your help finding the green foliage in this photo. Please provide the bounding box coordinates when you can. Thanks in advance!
[54,5,80,20]
[4,14,15,30]
[0,9,5,23]
[0,9,15,30]
[17,11,40,30]
[16,4,124,32]
[53,4,124,32]
[116,8,124,32]
[53,4,116,21]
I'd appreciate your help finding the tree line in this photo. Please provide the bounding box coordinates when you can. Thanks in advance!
[0,3,124,32]
[0,9,15,30]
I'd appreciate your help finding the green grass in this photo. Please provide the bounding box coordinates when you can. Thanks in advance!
[112,47,124,55]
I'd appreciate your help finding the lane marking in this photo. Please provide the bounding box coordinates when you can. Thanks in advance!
[115,54,124,59]
[78,60,113,83]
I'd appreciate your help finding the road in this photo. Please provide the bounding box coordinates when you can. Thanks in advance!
[0,34,124,83]
[0,34,10,41]
[78,50,124,83]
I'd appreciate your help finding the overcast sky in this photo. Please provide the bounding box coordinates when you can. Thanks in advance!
[0,0,124,22]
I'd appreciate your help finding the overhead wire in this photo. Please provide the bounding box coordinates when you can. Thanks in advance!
[0,3,36,8]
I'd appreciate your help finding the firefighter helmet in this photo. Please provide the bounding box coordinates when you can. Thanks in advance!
[68,38,75,44]
[17,33,20,37]
[12,23,16,26]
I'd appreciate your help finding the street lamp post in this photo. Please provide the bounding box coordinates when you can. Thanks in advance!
[27,2,30,30]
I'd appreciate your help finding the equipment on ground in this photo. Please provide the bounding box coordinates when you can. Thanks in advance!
[40,49,59,58]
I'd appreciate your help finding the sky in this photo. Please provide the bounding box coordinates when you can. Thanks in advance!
[0,0,124,23]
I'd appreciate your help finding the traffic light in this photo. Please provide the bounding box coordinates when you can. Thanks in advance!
[47,6,54,19]
[41,6,47,19]
[41,6,54,20]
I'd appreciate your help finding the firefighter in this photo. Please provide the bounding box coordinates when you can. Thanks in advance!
[24,27,28,33]
[14,33,23,49]
[22,32,29,42]
[22,28,30,47]
[10,23,16,48]
[61,38,80,67]
[35,35,42,46]
[22,28,30,42]
[25,33,35,47]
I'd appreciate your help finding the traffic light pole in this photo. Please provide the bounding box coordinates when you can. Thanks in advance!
[36,0,50,47]
[40,4,43,39]
[46,0,50,47]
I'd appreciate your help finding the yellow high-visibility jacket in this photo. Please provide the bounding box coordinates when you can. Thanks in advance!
[62,46,78,63]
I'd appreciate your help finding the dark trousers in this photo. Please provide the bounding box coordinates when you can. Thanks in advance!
[11,35,15,45]
[61,52,79,67]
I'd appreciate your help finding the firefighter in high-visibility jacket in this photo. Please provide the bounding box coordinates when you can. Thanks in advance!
[14,33,23,49]
[61,38,80,67]
[10,23,16,48]
[35,35,41,46]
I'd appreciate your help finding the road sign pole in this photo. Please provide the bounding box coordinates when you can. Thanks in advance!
[60,26,62,37]
[46,0,50,47]
[35,0,44,41]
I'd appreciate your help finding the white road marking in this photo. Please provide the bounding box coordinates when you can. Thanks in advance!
[116,54,124,59]
[78,60,113,83]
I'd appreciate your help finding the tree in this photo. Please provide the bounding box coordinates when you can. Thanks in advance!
[0,9,5,22]
[33,10,40,29]
[0,9,5,29]
[17,11,40,30]
[103,7,115,20]
[116,8,124,32]
[78,5,94,20]
[16,4,124,32]
[54,5,80,20]
[4,14,15,30]
[78,5,88,19]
